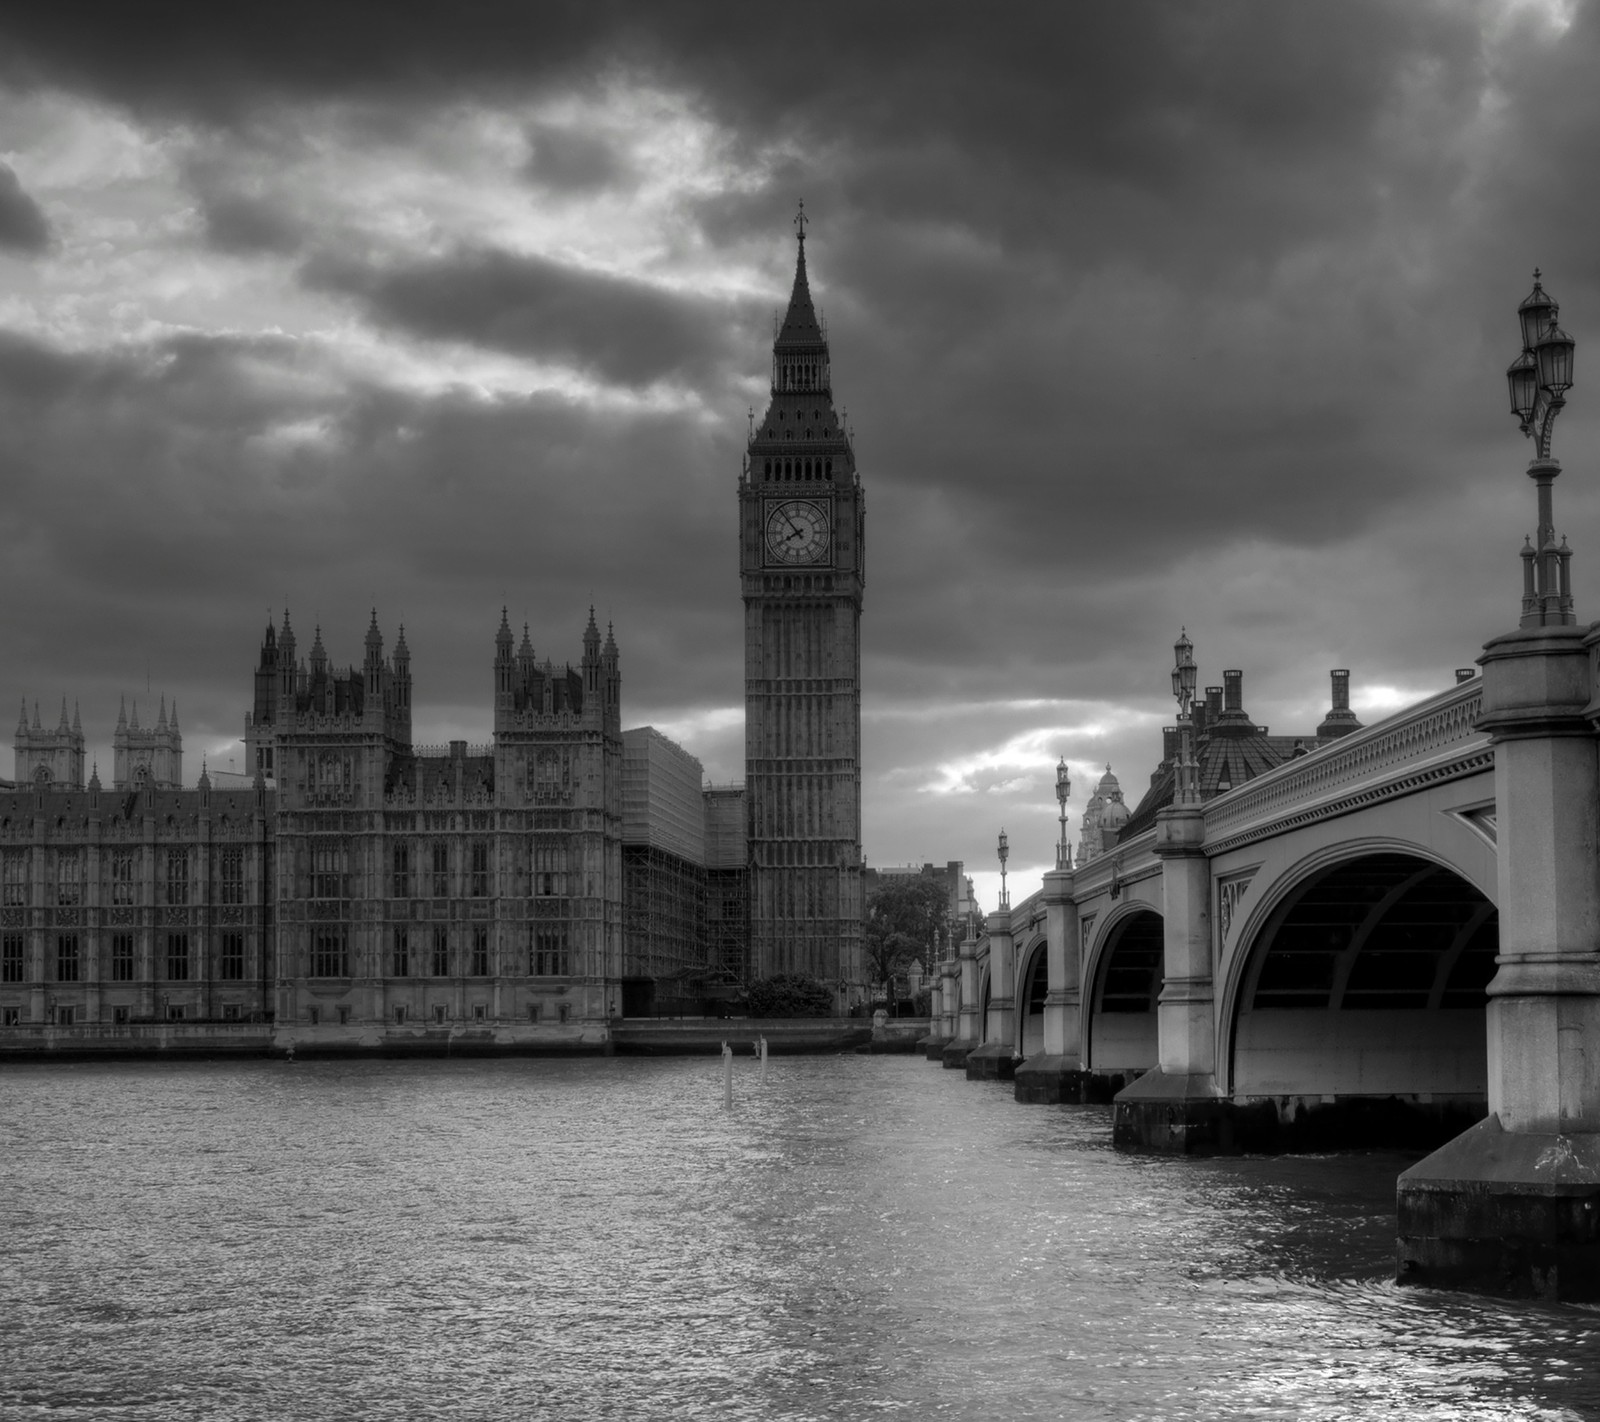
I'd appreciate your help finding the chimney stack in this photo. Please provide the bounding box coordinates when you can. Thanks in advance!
[1223,669,1244,713]
[1316,668,1363,740]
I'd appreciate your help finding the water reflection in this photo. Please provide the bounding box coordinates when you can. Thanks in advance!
[2,1056,1596,1421]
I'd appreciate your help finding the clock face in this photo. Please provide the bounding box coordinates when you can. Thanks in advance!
[765,499,832,565]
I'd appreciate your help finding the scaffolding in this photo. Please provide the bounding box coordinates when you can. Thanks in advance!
[622,843,707,980]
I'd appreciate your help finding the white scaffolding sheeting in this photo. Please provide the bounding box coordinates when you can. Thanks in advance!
[622,727,706,864]
[702,785,746,870]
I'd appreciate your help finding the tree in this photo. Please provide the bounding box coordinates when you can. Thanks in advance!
[746,973,834,1018]
[863,876,951,1005]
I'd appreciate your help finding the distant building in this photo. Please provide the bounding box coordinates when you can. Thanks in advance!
[114,697,183,789]
[2,608,631,1043]
[14,700,85,789]
[1107,662,1365,848]
[622,727,708,997]
[0,767,276,1029]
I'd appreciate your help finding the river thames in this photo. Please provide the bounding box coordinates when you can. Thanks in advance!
[2,1054,1597,1420]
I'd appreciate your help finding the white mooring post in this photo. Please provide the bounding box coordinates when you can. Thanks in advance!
[759,1035,768,1083]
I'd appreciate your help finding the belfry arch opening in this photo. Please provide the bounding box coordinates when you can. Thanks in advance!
[1087,910,1162,1076]
[1230,851,1495,1138]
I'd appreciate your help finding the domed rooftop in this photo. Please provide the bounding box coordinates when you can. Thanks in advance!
[1095,764,1123,800]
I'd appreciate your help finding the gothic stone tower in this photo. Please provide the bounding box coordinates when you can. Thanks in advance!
[740,218,864,994]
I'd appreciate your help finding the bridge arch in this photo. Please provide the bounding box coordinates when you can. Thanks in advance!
[1221,844,1496,1129]
[1016,934,1047,1057]
[1083,902,1163,1077]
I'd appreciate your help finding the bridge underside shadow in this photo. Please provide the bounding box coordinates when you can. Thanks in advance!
[1229,852,1495,1149]
[1084,909,1162,1103]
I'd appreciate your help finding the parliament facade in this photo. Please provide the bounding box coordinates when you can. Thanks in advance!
[1,611,745,1051]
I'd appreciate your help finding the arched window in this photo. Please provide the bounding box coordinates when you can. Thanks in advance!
[824,459,833,479]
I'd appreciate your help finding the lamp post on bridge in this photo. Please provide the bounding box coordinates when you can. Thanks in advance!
[1170,628,1199,805]
[1506,270,1577,626]
[997,828,1009,911]
[1055,758,1072,870]
[1397,272,1600,1300]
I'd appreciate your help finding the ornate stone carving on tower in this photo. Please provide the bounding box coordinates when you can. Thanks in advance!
[112,695,182,790]
[14,698,86,788]
[740,211,865,996]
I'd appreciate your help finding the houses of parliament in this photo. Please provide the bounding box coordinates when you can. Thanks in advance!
[0,225,866,1049]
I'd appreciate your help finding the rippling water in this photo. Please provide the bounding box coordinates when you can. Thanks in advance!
[3,1055,1597,1420]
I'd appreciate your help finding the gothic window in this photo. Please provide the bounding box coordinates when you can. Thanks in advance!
[392,844,411,899]
[392,927,409,978]
[531,928,569,977]
[312,843,348,899]
[824,459,833,480]
[111,933,134,982]
[314,751,353,801]
[56,853,82,907]
[310,928,347,978]
[165,850,189,907]
[218,847,245,906]
[111,850,136,906]
[470,842,489,898]
[470,925,489,977]
[166,933,189,981]
[533,841,568,897]
[220,933,244,980]
[431,843,449,898]
[431,926,449,977]
[2,934,24,983]
[3,852,28,907]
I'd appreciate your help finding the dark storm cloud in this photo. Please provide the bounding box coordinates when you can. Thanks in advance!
[199,190,303,255]
[304,247,745,388]
[4,0,1596,877]
[524,123,632,194]
[0,163,50,252]
[0,322,743,743]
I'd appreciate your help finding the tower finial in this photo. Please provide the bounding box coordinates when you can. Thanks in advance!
[794,199,808,245]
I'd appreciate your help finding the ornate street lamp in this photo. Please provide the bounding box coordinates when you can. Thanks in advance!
[1171,627,1200,805]
[1055,757,1073,869]
[1507,270,1577,628]
[997,828,1010,910]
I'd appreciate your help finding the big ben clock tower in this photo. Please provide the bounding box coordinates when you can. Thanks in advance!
[740,210,864,997]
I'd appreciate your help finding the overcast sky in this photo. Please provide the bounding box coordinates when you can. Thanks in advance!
[2,1,1597,909]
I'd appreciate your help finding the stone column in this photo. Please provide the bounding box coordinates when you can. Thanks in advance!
[942,917,980,1069]
[1398,623,1600,1299]
[967,910,1016,1080]
[1015,867,1085,1103]
[1112,804,1227,1152]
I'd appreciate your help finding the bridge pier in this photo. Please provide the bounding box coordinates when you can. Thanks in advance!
[967,910,1017,1080]
[1113,804,1230,1151]
[927,944,959,1057]
[1398,623,1600,1299]
[1015,867,1092,1102]
[941,917,980,1069]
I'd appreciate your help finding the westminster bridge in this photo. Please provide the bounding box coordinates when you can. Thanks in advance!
[927,592,1600,1301]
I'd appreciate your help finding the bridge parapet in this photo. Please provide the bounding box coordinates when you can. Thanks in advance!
[1203,678,1489,853]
